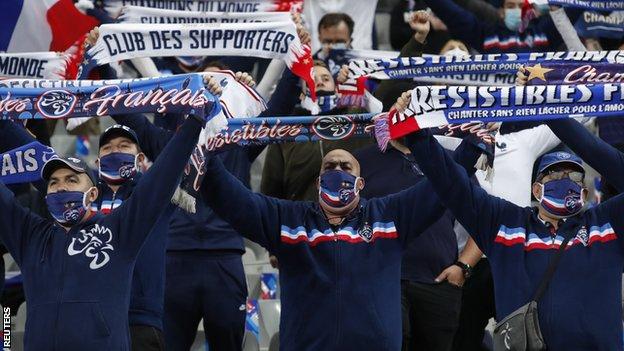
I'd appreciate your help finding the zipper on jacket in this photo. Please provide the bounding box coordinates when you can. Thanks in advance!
[334,229,341,348]
[546,225,556,343]
[52,231,73,350]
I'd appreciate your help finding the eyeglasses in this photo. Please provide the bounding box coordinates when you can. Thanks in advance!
[541,169,584,183]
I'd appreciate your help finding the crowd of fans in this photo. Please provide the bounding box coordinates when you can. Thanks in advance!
[0,0,623,351]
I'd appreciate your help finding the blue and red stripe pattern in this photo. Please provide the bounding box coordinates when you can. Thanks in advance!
[280,222,397,246]
[483,33,548,51]
[494,223,617,251]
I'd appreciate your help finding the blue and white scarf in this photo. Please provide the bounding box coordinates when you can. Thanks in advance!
[118,5,292,24]
[79,21,316,98]
[383,83,624,140]
[79,0,302,17]
[529,0,624,10]
[574,11,624,39]
[0,52,68,80]
[0,141,56,185]
[347,50,624,82]
[0,74,216,120]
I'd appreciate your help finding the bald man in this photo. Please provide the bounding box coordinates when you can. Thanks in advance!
[201,138,485,351]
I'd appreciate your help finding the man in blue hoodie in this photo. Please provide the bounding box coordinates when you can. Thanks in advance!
[0,109,211,350]
[397,90,624,349]
[198,131,486,350]
[424,0,562,53]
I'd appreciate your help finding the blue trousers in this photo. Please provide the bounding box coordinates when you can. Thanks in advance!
[164,251,247,351]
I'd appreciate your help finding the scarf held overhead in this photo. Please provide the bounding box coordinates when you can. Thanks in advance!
[90,0,302,16]
[0,52,68,80]
[0,141,56,185]
[0,74,216,120]
[118,5,292,24]
[205,113,376,152]
[80,21,315,98]
[385,83,624,139]
[528,0,624,10]
[344,50,624,93]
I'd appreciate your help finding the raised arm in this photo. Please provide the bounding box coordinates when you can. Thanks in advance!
[406,127,517,255]
[0,181,50,265]
[201,154,283,254]
[111,114,204,255]
[547,118,624,192]
[386,133,485,247]
[0,120,48,193]
[111,113,173,161]
[423,0,486,50]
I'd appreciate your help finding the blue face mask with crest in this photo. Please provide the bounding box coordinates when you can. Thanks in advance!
[319,170,360,208]
[98,152,138,185]
[45,190,91,226]
[539,178,585,218]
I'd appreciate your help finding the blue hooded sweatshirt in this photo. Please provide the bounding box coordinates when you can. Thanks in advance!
[0,116,203,351]
[408,128,624,351]
[198,137,482,351]
[0,120,170,331]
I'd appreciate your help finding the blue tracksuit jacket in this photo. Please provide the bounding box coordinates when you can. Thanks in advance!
[409,129,624,351]
[90,174,175,330]
[0,117,202,350]
[199,138,482,351]
[0,120,170,330]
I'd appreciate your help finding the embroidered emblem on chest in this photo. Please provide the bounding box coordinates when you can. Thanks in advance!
[576,226,589,247]
[67,224,115,269]
[358,223,373,242]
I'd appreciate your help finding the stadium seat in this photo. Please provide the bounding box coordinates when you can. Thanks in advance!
[268,332,279,351]
[242,330,260,351]
[258,300,281,344]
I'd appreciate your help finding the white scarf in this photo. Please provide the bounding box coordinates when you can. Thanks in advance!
[197,70,267,145]
[0,52,68,80]
[118,5,292,24]
[79,0,303,17]
[84,21,315,96]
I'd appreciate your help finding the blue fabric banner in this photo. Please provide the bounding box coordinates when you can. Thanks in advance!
[388,83,624,138]
[0,74,216,120]
[0,141,56,185]
[205,113,376,152]
[574,11,624,39]
[347,51,624,82]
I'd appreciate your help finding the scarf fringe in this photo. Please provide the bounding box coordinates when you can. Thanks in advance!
[171,186,197,214]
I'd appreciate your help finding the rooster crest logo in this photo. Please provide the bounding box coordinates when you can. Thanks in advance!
[36,90,77,119]
[67,224,115,270]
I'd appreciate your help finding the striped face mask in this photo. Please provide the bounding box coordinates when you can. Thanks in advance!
[98,152,138,185]
[319,170,360,208]
[538,178,585,218]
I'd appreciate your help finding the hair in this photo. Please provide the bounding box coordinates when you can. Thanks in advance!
[197,60,229,72]
[318,13,355,36]
[313,59,329,69]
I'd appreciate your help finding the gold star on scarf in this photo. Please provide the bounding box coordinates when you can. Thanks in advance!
[525,63,554,83]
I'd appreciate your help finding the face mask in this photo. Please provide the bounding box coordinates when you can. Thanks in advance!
[504,8,522,32]
[538,178,585,218]
[46,189,93,226]
[301,91,338,115]
[319,170,360,209]
[98,152,138,185]
[444,47,470,58]
[536,3,549,14]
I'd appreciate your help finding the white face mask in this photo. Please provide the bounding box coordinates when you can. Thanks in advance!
[444,47,470,58]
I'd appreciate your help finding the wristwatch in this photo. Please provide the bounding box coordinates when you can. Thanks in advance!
[454,260,473,279]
